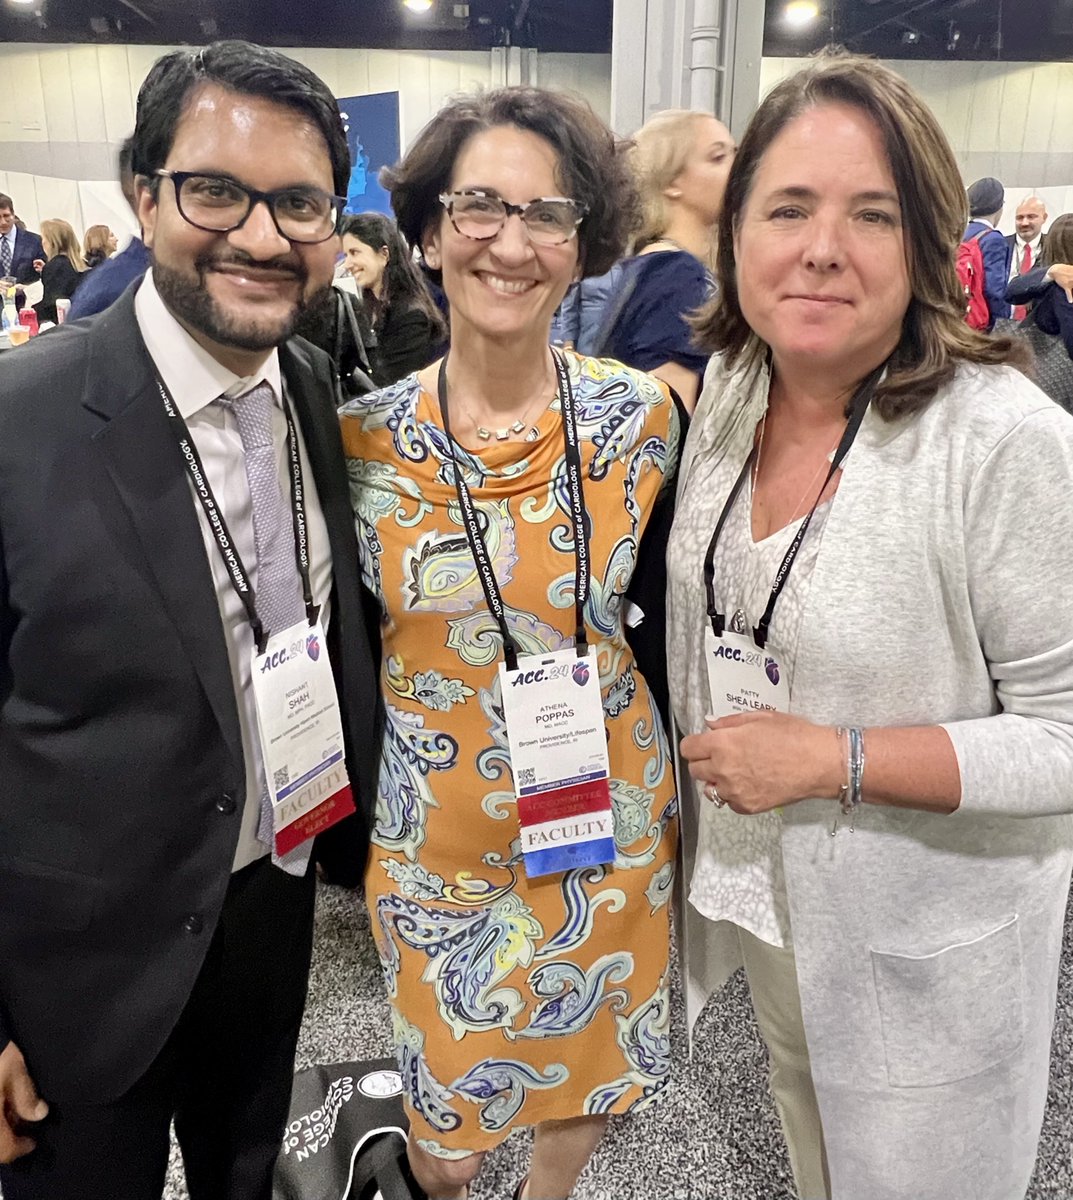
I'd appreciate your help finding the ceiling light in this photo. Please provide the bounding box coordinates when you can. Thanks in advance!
[6,0,37,7]
[403,0,434,13]
[784,1,819,30]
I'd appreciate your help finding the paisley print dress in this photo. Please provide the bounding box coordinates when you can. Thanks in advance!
[341,353,679,1156]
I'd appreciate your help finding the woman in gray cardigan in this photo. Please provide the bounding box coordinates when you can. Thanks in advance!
[668,52,1073,1200]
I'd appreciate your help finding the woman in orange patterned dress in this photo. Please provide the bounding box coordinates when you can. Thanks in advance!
[341,88,681,1200]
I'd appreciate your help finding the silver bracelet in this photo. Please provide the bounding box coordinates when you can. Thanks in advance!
[832,726,865,835]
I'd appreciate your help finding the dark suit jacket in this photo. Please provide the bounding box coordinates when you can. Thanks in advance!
[0,288,382,1104]
[1005,232,1048,275]
[374,301,442,387]
[5,226,43,285]
[1006,265,1053,305]
[68,237,151,320]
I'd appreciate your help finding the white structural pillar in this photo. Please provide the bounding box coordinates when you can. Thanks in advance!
[611,0,765,137]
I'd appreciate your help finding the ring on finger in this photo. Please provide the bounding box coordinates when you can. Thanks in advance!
[704,783,726,807]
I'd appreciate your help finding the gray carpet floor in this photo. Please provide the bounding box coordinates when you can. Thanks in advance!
[152,880,1072,1200]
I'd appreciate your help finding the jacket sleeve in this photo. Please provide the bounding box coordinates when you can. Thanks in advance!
[624,390,687,730]
[376,307,439,386]
[942,403,1073,817]
[982,232,1012,324]
[1006,265,1052,305]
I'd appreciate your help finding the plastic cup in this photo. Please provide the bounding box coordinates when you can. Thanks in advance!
[7,326,29,346]
[55,298,71,324]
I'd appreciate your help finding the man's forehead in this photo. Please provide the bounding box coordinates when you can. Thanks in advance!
[1018,201,1045,215]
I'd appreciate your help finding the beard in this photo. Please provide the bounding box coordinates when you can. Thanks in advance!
[153,251,332,353]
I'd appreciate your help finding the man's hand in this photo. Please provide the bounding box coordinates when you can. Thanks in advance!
[0,1042,48,1163]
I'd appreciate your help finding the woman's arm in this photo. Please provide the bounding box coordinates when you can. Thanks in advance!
[682,401,1073,821]
[649,361,699,412]
[680,713,961,814]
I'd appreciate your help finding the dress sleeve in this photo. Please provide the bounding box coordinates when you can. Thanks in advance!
[942,404,1073,817]
[611,254,711,376]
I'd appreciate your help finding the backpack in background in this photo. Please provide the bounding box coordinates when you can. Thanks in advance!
[957,231,990,331]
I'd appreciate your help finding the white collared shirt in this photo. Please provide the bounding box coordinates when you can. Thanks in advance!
[1009,232,1044,280]
[134,270,334,871]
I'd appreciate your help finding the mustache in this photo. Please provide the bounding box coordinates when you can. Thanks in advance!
[196,251,306,280]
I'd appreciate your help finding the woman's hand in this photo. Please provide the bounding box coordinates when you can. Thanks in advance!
[680,711,842,814]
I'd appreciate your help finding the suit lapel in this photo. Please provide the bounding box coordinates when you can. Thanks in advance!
[84,294,244,775]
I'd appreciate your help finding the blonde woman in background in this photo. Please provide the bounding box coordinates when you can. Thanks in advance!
[82,223,118,270]
[32,218,85,324]
[587,108,735,411]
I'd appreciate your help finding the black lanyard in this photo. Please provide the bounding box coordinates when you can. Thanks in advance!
[437,349,589,672]
[704,371,879,650]
[158,378,317,654]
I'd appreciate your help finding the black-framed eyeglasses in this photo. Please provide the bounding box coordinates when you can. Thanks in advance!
[439,190,588,246]
[155,170,346,244]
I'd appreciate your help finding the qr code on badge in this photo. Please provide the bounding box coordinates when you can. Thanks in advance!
[273,766,290,791]
[518,767,536,788]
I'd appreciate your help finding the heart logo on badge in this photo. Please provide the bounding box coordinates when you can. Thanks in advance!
[306,633,321,662]
[571,661,590,687]
[764,657,780,686]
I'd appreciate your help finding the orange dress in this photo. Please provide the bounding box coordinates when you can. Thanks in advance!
[341,353,679,1157]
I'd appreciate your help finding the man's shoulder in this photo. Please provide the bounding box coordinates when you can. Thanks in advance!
[0,302,136,425]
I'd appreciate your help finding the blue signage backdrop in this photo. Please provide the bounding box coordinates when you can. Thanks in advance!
[337,91,400,217]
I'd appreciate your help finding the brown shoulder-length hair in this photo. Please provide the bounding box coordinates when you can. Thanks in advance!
[382,86,639,279]
[693,49,1027,421]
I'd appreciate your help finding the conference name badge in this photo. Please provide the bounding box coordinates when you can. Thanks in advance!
[499,648,614,878]
[251,618,355,854]
[703,627,790,720]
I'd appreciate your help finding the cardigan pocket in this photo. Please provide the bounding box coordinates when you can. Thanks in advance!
[870,915,1025,1088]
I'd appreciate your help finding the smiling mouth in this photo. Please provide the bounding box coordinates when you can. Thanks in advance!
[477,272,537,296]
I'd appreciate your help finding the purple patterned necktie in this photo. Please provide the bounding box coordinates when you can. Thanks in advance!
[0,233,12,277]
[220,381,310,874]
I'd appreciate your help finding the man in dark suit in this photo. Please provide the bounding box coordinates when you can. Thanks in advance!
[0,195,44,285]
[67,138,152,321]
[0,40,380,1200]
[1004,196,1049,320]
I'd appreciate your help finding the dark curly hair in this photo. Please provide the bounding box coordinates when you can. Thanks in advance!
[692,48,1028,421]
[382,86,638,279]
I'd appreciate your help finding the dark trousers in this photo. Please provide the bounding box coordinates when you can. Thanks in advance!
[0,856,316,1200]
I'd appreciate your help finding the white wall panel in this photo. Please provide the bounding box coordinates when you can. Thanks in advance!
[39,47,81,145]
[760,56,1073,190]
[68,45,109,144]
[98,44,137,143]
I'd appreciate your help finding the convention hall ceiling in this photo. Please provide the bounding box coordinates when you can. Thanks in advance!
[0,0,1068,62]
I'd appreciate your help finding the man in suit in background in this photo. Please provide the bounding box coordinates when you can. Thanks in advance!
[0,39,380,1200]
[963,176,1012,330]
[0,195,43,285]
[67,137,152,320]
[1006,196,1048,320]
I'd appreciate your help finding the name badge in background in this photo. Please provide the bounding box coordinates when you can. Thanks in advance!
[703,627,790,719]
[251,618,355,854]
[499,648,614,877]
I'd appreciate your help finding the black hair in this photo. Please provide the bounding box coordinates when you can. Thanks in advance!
[384,86,638,279]
[132,40,350,197]
[340,211,445,337]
